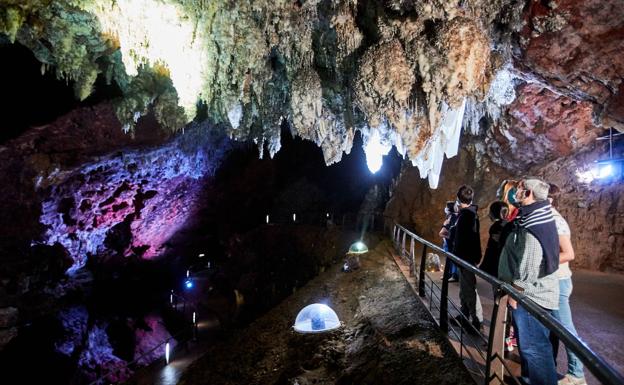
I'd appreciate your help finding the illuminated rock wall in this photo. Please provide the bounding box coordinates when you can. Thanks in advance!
[0,0,525,187]
[39,129,222,273]
[0,102,230,276]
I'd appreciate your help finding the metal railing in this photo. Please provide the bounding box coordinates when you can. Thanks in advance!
[87,285,200,385]
[391,222,624,385]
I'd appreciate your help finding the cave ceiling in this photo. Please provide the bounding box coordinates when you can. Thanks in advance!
[1,0,623,187]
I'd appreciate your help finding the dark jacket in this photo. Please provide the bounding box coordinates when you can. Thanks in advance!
[451,205,481,265]
[480,220,511,277]
[443,213,459,251]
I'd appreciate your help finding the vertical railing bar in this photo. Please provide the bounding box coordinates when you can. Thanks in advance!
[401,231,407,257]
[429,278,433,310]
[440,261,450,333]
[418,244,427,297]
[460,326,464,358]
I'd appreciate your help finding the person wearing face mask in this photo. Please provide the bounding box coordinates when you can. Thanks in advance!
[439,200,460,282]
[497,179,521,221]
[450,185,483,334]
[499,178,560,385]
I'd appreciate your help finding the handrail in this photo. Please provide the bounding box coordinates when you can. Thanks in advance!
[87,287,199,385]
[392,223,624,385]
[87,328,187,385]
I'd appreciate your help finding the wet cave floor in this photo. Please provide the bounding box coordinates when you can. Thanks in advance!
[173,239,474,385]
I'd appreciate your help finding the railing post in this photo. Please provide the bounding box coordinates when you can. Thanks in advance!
[418,244,427,297]
[440,260,451,333]
[410,238,416,276]
[485,288,509,385]
[401,231,407,258]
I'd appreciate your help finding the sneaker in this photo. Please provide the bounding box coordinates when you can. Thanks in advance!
[505,337,514,352]
[558,374,587,385]
[448,276,459,283]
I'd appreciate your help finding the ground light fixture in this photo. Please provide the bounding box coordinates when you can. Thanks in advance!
[184,279,194,289]
[293,303,341,333]
[348,241,368,254]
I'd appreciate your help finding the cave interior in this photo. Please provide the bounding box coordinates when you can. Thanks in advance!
[0,1,622,384]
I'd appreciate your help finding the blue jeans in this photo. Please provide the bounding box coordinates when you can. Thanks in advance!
[513,304,558,385]
[442,241,459,278]
[552,278,585,378]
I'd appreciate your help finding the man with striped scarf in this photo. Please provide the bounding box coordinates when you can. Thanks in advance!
[499,177,560,385]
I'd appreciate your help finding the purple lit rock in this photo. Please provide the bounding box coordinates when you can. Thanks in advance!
[55,306,89,356]
[37,124,230,273]
[134,314,176,366]
[77,322,132,383]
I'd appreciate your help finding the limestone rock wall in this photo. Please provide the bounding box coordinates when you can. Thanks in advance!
[1,0,527,186]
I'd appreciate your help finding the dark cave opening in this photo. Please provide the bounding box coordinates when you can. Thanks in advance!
[0,42,122,144]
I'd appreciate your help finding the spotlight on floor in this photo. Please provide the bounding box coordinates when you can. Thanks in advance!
[348,241,368,254]
[293,303,340,334]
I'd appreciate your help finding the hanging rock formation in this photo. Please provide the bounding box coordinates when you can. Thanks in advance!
[1,0,530,187]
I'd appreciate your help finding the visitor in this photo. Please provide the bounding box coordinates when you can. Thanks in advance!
[548,183,587,385]
[497,179,521,221]
[480,200,510,280]
[451,185,483,333]
[439,200,459,282]
[499,177,560,385]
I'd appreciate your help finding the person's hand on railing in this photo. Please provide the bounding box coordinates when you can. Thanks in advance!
[509,297,517,309]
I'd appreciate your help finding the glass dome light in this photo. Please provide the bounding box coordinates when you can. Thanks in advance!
[293,303,341,333]
[348,241,368,254]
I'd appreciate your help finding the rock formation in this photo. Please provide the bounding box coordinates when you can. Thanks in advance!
[1,0,530,186]
[0,0,623,381]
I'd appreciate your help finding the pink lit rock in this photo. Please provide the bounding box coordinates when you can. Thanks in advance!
[134,314,176,366]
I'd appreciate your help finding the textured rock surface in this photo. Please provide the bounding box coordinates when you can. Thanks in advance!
[486,83,601,170]
[180,240,473,385]
[0,102,230,274]
[519,0,624,130]
[1,0,528,186]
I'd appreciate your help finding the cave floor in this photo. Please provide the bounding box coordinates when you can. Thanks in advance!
[169,238,474,385]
